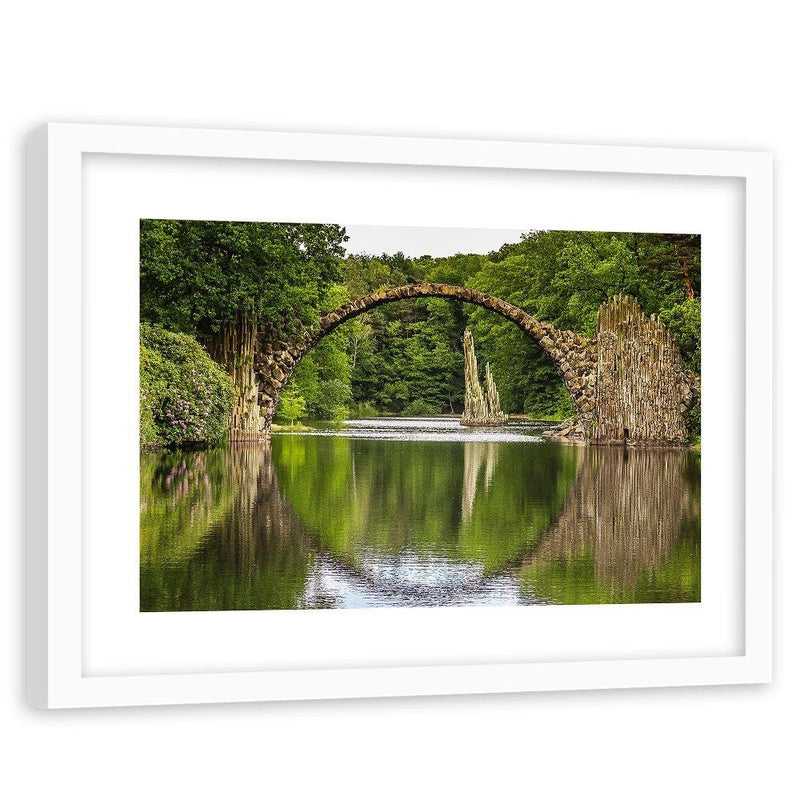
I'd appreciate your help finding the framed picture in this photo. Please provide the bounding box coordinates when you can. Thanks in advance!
[26,124,772,708]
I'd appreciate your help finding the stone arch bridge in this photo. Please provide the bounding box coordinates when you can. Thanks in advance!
[246,283,698,446]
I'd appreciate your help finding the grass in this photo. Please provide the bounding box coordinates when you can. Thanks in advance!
[525,412,569,422]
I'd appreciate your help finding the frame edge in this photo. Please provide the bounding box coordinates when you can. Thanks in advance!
[40,123,775,707]
[25,124,49,708]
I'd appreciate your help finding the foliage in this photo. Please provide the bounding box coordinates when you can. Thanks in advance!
[403,398,439,416]
[140,220,347,341]
[329,405,349,429]
[140,221,347,438]
[403,397,439,417]
[279,284,353,418]
[341,296,467,415]
[660,298,701,373]
[139,346,162,446]
[685,405,701,442]
[277,387,307,427]
[140,323,235,448]
[352,401,379,418]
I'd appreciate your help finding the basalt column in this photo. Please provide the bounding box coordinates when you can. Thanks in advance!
[461,329,507,426]
[207,314,265,441]
[591,296,697,445]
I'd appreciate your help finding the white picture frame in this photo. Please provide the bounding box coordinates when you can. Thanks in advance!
[26,123,772,708]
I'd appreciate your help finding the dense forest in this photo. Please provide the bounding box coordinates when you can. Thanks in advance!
[140,221,700,445]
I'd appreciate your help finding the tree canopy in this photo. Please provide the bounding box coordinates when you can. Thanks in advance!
[140,220,347,339]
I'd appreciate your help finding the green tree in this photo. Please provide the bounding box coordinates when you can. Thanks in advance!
[140,220,346,437]
[278,388,307,427]
[660,298,701,373]
[280,285,354,418]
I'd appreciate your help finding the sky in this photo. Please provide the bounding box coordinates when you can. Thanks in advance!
[342,225,532,258]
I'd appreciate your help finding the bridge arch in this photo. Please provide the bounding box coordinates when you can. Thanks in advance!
[255,282,599,433]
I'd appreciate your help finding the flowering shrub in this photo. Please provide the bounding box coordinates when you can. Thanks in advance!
[140,323,235,448]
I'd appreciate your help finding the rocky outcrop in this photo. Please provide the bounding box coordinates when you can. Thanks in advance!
[590,296,697,446]
[541,417,586,443]
[461,329,507,426]
[206,315,264,441]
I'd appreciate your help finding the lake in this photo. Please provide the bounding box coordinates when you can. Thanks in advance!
[140,417,701,611]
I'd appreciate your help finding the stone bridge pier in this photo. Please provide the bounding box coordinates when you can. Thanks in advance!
[246,284,697,446]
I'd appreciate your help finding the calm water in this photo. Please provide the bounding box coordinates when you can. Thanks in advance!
[140,417,701,611]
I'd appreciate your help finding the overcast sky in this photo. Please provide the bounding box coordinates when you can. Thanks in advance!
[343,225,532,258]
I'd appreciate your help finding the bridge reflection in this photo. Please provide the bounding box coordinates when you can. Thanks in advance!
[140,437,700,611]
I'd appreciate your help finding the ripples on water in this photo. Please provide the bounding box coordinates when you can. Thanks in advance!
[140,417,701,611]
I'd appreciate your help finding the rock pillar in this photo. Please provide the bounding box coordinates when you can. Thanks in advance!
[207,315,265,441]
[460,330,507,426]
[590,296,696,445]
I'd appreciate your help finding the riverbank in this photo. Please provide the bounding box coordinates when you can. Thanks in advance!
[270,423,317,432]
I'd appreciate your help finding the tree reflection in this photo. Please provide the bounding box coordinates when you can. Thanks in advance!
[140,444,311,611]
[140,434,700,610]
[273,436,580,577]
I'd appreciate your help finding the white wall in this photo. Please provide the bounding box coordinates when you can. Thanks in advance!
[2,2,795,797]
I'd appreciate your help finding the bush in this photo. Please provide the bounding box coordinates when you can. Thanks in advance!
[329,405,349,429]
[276,387,307,426]
[352,401,379,418]
[685,404,701,442]
[659,299,701,440]
[316,378,353,419]
[660,298,701,374]
[140,323,235,448]
[403,398,438,417]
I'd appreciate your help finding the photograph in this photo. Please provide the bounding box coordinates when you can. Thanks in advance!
[139,221,702,612]
[6,1,790,793]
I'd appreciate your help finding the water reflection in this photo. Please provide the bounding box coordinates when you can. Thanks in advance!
[140,419,700,611]
[140,446,311,612]
[462,441,498,521]
[519,447,701,604]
